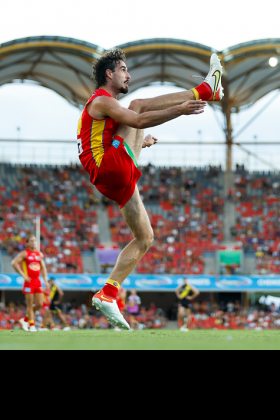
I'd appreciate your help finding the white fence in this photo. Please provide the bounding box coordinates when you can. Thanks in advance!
[0,139,279,171]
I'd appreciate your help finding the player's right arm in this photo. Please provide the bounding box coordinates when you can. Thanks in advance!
[89,96,206,130]
[11,251,30,282]
[175,285,182,300]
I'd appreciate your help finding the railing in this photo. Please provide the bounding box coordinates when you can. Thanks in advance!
[0,138,279,170]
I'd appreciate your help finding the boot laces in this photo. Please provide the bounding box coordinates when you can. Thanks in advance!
[190,75,205,80]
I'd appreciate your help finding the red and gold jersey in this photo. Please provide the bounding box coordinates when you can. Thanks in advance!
[22,248,42,280]
[77,89,119,184]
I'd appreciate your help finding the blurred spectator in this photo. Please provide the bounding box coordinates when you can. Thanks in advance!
[108,166,224,274]
[2,298,280,331]
[0,164,100,273]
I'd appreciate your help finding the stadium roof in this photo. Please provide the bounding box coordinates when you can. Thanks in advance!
[1,36,280,110]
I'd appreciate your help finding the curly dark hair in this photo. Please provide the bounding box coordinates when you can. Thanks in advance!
[92,49,126,89]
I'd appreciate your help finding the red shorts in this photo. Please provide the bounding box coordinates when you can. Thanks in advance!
[23,279,43,295]
[94,136,142,208]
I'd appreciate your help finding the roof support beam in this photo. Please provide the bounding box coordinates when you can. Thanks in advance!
[221,75,233,172]
[233,89,280,140]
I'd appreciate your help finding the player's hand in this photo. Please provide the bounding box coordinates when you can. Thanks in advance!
[45,282,50,291]
[142,135,158,148]
[186,296,193,301]
[23,275,31,283]
[54,301,59,305]
[180,100,207,115]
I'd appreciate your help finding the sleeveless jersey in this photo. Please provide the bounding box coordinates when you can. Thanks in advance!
[179,284,192,299]
[22,249,42,280]
[50,284,59,303]
[77,89,119,184]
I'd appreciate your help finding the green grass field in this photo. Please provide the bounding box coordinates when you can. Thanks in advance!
[1,329,280,350]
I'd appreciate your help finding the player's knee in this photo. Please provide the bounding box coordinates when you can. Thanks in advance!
[37,302,43,310]
[26,300,33,309]
[128,99,143,113]
[141,231,154,252]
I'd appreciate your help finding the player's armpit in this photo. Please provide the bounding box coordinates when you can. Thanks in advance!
[91,96,141,128]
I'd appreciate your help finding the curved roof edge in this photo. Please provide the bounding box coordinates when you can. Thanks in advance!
[223,38,280,53]
[117,38,217,53]
[2,35,280,60]
[0,35,104,53]
[222,38,280,62]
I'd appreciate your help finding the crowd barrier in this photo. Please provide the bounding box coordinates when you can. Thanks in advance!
[1,274,280,291]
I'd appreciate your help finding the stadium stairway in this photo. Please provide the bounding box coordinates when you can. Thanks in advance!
[1,254,14,274]
[223,200,236,242]
[94,188,113,245]
[204,253,216,275]
[82,251,100,274]
[223,171,236,243]
[244,255,257,275]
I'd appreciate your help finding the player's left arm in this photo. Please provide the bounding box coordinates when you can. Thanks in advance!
[40,254,50,291]
[187,285,200,300]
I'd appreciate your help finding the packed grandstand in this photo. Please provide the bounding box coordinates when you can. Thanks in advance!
[1,162,280,331]
[1,162,280,276]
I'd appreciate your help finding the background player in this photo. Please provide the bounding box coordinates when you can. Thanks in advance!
[39,287,53,331]
[48,278,70,331]
[175,278,200,332]
[79,49,223,329]
[127,289,141,330]
[12,234,49,332]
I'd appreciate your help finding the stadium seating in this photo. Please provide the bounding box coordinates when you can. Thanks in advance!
[232,169,280,274]
[0,163,100,273]
[1,302,279,331]
[109,166,224,274]
[2,162,280,277]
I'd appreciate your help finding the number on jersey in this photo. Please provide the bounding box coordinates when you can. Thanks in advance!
[77,140,83,155]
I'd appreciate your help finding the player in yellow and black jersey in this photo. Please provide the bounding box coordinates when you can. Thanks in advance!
[175,278,200,331]
[48,278,70,331]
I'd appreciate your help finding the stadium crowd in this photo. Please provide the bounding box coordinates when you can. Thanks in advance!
[109,165,224,274]
[0,164,100,273]
[2,162,280,277]
[0,300,167,330]
[1,298,280,331]
[231,167,280,274]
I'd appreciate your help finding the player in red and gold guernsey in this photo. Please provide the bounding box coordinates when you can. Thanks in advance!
[12,234,49,332]
[78,49,223,329]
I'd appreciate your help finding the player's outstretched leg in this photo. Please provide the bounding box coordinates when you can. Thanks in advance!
[130,53,223,115]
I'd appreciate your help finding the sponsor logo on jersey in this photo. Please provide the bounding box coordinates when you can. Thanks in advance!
[112,140,120,149]
[29,262,41,271]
